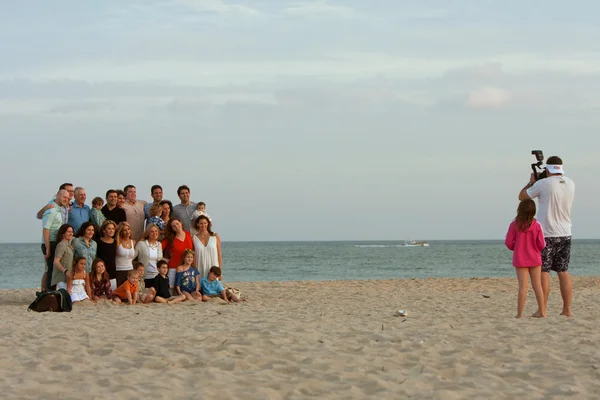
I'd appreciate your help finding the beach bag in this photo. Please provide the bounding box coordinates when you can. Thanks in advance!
[225,287,242,299]
[28,289,73,312]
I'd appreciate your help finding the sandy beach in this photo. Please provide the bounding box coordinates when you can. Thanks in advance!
[2,276,600,399]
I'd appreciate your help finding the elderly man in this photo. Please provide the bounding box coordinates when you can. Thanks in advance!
[101,189,127,225]
[121,185,147,240]
[68,187,91,232]
[172,185,197,232]
[519,155,575,317]
[41,189,70,291]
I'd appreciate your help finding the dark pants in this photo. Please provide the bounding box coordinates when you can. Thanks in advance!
[115,270,131,288]
[144,278,155,289]
[41,241,58,290]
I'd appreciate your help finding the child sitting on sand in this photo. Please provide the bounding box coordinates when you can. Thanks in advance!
[134,262,156,303]
[66,256,93,304]
[90,258,121,303]
[90,197,106,228]
[113,270,139,305]
[505,199,546,318]
[175,249,201,301]
[201,266,241,302]
[154,260,186,304]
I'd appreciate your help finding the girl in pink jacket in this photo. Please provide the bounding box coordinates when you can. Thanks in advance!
[505,199,546,318]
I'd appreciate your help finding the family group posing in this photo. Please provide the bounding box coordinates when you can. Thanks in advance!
[505,155,575,318]
[38,184,242,305]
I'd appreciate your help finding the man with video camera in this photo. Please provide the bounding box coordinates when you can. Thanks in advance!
[519,155,575,317]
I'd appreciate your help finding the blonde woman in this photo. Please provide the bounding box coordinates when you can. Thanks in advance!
[135,223,163,288]
[115,222,138,287]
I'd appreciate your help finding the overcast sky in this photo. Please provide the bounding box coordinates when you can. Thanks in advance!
[1,0,599,242]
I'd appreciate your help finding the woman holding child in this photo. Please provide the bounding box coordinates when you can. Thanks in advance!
[135,223,163,289]
[192,215,222,278]
[73,221,97,273]
[115,222,138,287]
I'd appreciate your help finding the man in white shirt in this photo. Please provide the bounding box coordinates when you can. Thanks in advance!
[519,156,575,317]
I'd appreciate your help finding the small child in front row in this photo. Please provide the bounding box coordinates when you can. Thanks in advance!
[113,270,139,305]
[201,266,242,302]
[505,199,546,318]
[175,249,201,301]
[154,260,186,304]
[90,197,106,228]
[90,258,121,303]
[134,262,156,303]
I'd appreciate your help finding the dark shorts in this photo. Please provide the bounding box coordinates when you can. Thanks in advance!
[542,236,571,273]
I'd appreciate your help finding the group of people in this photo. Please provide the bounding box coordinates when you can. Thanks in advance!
[505,155,575,318]
[38,184,241,305]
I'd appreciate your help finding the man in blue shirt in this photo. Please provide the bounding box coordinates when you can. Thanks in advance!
[68,187,90,233]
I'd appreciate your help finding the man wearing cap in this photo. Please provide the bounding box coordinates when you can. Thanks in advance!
[519,155,575,317]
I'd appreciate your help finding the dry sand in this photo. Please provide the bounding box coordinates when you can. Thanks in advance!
[1,276,600,399]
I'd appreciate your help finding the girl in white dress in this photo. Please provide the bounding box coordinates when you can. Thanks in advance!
[67,256,93,303]
[192,215,223,278]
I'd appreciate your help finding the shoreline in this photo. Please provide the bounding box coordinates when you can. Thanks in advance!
[2,276,600,398]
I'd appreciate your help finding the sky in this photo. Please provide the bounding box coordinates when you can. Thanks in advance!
[1,0,599,242]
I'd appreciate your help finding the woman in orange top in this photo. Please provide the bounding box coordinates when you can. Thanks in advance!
[161,217,193,291]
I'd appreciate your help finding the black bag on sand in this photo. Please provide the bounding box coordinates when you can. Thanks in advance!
[28,289,72,312]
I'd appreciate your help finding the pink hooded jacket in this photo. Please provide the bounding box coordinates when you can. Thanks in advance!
[505,219,546,267]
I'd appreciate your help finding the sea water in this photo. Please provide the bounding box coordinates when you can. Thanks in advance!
[1,240,599,289]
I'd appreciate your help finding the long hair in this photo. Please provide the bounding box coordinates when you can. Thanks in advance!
[90,258,110,287]
[180,249,195,266]
[515,199,536,232]
[163,216,182,249]
[115,222,132,248]
[159,200,173,217]
[73,256,87,271]
[193,215,214,236]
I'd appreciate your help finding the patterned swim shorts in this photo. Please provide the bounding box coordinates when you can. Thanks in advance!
[541,236,572,273]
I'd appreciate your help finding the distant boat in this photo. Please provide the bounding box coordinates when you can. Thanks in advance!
[403,240,429,247]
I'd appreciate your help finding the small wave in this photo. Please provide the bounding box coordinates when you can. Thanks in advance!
[351,245,406,248]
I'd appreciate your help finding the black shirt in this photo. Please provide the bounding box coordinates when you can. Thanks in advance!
[154,274,170,298]
[101,205,127,225]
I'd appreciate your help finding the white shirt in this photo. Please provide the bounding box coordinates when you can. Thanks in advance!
[527,175,575,237]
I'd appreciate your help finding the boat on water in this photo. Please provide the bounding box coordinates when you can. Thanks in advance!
[403,240,429,247]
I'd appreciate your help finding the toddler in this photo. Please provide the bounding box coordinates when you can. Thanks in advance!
[90,197,106,227]
[135,262,156,303]
[146,203,165,231]
[113,269,139,305]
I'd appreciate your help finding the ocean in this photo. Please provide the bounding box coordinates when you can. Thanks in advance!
[2,240,599,289]
[0,240,600,289]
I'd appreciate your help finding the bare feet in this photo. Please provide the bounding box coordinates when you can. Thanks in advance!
[560,309,573,317]
[530,310,547,318]
[515,314,523,319]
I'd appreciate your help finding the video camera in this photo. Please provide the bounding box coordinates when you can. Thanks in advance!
[531,150,547,180]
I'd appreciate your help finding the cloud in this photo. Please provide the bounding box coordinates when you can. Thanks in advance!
[173,0,263,17]
[466,86,511,109]
[281,1,362,19]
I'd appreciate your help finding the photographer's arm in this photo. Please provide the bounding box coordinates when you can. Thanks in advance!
[518,174,536,201]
